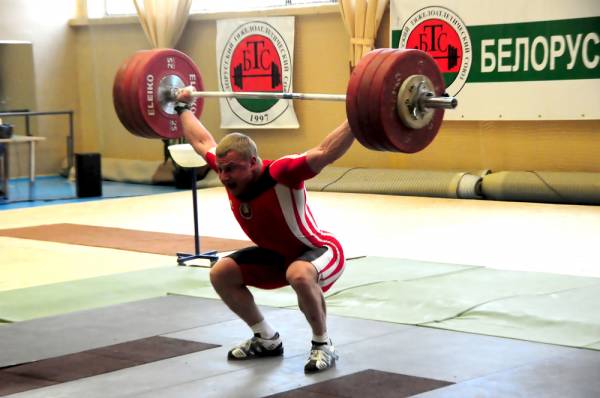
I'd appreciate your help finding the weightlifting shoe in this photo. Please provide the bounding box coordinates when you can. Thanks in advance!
[227,332,283,360]
[304,341,338,373]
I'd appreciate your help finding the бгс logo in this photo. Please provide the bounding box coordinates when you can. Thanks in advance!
[220,21,292,125]
[399,7,472,95]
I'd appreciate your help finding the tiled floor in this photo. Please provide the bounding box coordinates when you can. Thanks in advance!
[1,336,218,396]
[1,182,599,397]
[0,296,597,398]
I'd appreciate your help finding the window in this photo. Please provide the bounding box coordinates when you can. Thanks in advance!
[88,0,336,18]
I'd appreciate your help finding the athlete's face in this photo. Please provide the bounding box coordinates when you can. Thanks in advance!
[216,150,258,197]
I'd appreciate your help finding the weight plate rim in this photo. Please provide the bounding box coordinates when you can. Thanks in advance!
[346,49,387,151]
[357,48,398,151]
[113,56,138,136]
[365,50,406,151]
[127,50,161,138]
[114,51,154,138]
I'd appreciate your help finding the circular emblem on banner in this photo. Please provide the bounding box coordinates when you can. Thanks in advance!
[399,7,472,95]
[220,21,293,125]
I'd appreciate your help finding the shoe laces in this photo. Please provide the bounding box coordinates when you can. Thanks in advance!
[237,334,279,352]
[309,344,334,363]
[231,337,255,355]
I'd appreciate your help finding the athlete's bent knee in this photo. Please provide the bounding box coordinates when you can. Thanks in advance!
[286,261,318,289]
[210,257,242,288]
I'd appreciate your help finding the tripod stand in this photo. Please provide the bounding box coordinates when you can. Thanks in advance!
[169,144,218,266]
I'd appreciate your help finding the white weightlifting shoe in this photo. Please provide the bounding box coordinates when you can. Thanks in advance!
[227,332,284,360]
[304,341,338,373]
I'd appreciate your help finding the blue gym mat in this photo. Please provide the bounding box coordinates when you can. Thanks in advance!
[0,176,180,210]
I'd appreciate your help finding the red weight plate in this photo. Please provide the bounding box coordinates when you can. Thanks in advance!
[113,57,132,132]
[372,49,445,153]
[346,49,386,150]
[126,50,160,138]
[113,52,148,137]
[364,50,405,152]
[134,49,204,139]
[114,50,157,138]
[356,49,397,151]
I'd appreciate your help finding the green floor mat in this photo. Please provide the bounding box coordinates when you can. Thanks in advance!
[326,267,598,324]
[0,266,213,323]
[168,256,480,308]
[1,256,598,351]
[422,283,600,348]
[329,256,480,292]
[0,256,479,323]
[587,341,600,350]
[324,265,600,349]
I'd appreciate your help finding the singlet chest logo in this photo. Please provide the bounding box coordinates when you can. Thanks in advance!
[239,202,253,220]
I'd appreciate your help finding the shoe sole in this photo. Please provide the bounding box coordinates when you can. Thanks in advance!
[227,346,284,361]
[304,362,335,373]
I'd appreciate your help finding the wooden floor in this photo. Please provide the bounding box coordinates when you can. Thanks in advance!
[1,187,599,397]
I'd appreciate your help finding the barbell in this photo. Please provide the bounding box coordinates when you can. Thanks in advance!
[113,48,457,153]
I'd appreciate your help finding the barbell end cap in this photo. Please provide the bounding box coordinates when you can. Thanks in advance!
[442,92,458,109]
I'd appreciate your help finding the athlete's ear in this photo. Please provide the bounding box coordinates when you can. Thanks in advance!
[249,156,258,168]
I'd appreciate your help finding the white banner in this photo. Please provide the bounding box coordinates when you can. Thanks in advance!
[216,17,298,129]
[390,0,600,120]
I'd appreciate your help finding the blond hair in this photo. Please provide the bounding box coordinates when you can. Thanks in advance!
[216,132,259,160]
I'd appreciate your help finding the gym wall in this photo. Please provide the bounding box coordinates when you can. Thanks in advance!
[4,2,598,176]
[0,0,79,177]
[72,6,600,173]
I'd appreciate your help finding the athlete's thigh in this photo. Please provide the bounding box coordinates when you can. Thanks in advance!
[297,246,345,292]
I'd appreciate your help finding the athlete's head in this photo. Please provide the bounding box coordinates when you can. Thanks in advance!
[215,132,262,197]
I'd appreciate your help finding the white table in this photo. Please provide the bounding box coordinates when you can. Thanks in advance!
[0,135,46,198]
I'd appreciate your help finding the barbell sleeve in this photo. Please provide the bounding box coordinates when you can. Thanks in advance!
[420,95,458,109]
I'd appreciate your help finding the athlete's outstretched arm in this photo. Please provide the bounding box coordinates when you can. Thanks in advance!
[176,87,217,159]
[178,111,217,159]
[305,120,354,174]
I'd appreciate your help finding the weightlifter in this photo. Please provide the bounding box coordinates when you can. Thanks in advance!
[175,87,354,373]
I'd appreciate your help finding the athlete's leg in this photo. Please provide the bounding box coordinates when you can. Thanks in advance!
[210,246,288,328]
[286,259,339,372]
[211,249,287,360]
[210,257,264,327]
[285,260,327,335]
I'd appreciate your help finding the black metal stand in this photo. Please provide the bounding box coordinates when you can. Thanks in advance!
[176,167,219,265]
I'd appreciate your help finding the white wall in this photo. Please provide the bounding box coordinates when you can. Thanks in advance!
[0,0,80,177]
